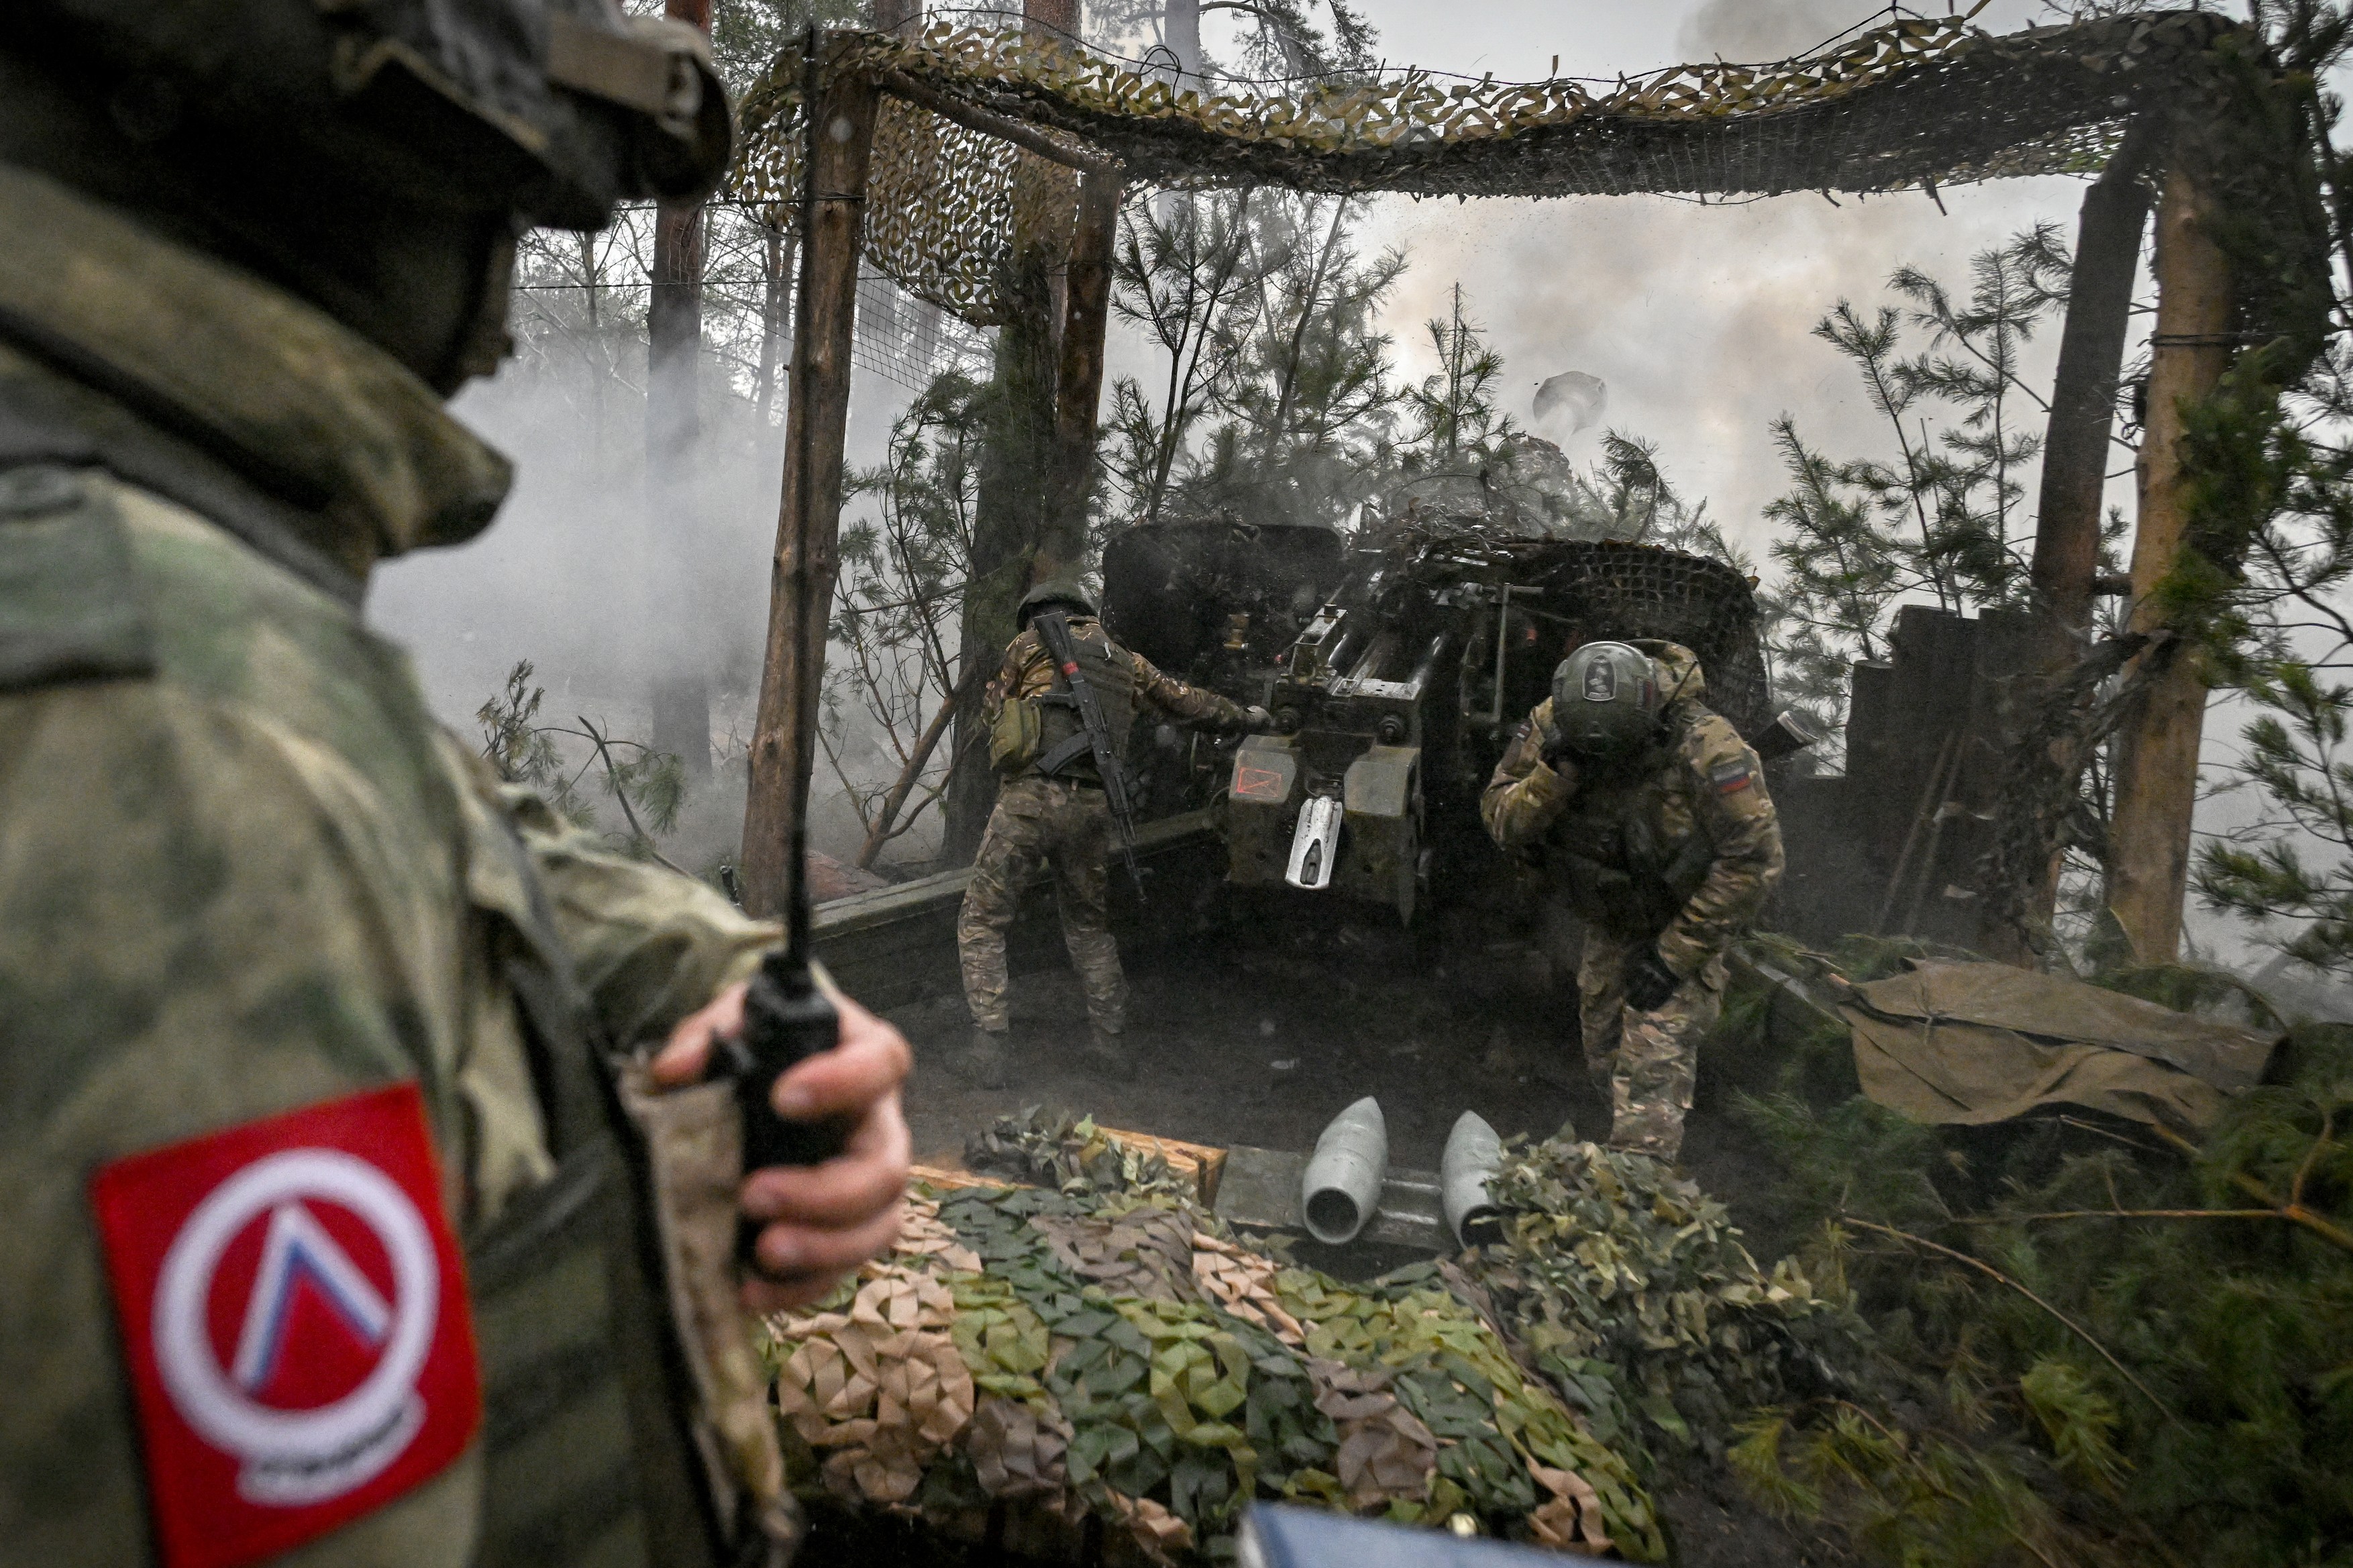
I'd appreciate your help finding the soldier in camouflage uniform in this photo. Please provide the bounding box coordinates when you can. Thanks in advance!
[958,583,1268,1088]
[1481,641,1783,1161]
[0,9,910,1567]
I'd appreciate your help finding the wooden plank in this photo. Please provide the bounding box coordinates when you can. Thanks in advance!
[1097,1126,1229,1207]
[739,52,882,919]
[909,1162,1012,1194]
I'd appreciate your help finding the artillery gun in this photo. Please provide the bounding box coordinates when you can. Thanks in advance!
[1102,502,1778,925]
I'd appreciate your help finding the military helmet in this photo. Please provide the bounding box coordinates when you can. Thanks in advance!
[1018,581,1098,628]
[11,1,732,230]
[1550,641,1665,758]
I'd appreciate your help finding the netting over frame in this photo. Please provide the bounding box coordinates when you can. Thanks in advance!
[731,10,2238,327]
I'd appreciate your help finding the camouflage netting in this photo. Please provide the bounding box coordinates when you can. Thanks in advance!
[760,1119,1849,1563]
[1369,529,1773,739]
[733,10,2241,325]
[1459,1139,1852,1461]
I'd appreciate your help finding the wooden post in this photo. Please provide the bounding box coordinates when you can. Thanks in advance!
[2029,125,2154,665]
[2105,160,2233,963]
[1981,126,2153,959]
[739,56,882,920]
[1039,168,1122,580]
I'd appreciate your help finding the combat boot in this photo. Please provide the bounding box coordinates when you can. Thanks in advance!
[1083,1025,1136,1082]
[963,1026,1010,1090]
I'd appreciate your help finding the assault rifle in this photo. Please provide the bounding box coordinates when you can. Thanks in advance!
[1031,608,1146,902]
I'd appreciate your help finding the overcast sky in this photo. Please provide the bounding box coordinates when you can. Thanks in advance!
[1304,0,2131,559]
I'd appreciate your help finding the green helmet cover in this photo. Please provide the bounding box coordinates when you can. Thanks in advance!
[1551,641,1664,757]
[13,1,731,230]
[1018,581,1098,627]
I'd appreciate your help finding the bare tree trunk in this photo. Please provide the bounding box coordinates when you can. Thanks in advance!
[1041,168,1122,580]
[1165,0,1202,88]
[2106,158,2233,965]
[942,250,1059,864]
[754,224,798,425]
[645,0,715,785]
[939,0,1084,866]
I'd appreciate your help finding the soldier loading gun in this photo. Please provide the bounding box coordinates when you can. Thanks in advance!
[1481,641,1784,1163]
[957,583,1271,1088]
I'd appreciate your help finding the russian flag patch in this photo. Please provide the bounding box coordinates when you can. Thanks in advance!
[1710,757,1754,794]
[89,1084,480,1568]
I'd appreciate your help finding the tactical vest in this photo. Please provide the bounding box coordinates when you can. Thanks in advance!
[1033,622,1140,786]
[1545,741,1714,939]
[460,813,739,1568]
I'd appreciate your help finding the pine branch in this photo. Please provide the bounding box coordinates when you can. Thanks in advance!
[1838,1216,2183,1427]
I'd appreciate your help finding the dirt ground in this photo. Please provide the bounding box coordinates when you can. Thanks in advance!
[886,901,1793,1252]
[838,902,1845,1567]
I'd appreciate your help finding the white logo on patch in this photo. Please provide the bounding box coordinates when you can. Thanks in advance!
[152,1149,439,1506]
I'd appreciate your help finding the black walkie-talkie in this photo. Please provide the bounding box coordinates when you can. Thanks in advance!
[716,945,850,1173]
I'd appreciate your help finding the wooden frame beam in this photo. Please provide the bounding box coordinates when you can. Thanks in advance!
[876,68,1121,178]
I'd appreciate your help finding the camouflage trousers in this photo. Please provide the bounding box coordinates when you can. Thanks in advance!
[957,776,1128,1035]
[1577,927,1726,1161]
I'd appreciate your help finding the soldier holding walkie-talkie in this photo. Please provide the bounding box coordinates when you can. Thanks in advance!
[957,583,1271,1088]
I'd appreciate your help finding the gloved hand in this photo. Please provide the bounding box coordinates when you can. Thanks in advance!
[1623,945,1681,1012]
[1534,724,1579,789]
[1538,719,1576,768]
[1241,704,1275,732]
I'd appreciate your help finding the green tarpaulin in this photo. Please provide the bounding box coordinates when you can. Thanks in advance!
[1838,961,2278,1133]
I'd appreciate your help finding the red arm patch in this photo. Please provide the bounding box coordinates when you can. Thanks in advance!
[89,1084,480,1568]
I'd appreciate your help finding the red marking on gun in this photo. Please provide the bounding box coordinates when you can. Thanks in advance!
[1234,766,1288,800]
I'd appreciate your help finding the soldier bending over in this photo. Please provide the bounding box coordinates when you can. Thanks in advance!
[958,583,1267,1087]
[1481,641,1783,1161]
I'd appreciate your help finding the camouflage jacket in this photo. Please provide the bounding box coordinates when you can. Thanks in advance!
[0,165,776,1567]
[1480,643,1783,976]
[983,615,1247,782]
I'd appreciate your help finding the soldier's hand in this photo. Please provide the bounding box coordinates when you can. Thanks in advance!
[652,982,914,1310]
[1624,945,1681,1012]
[1241,704,1275,732]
